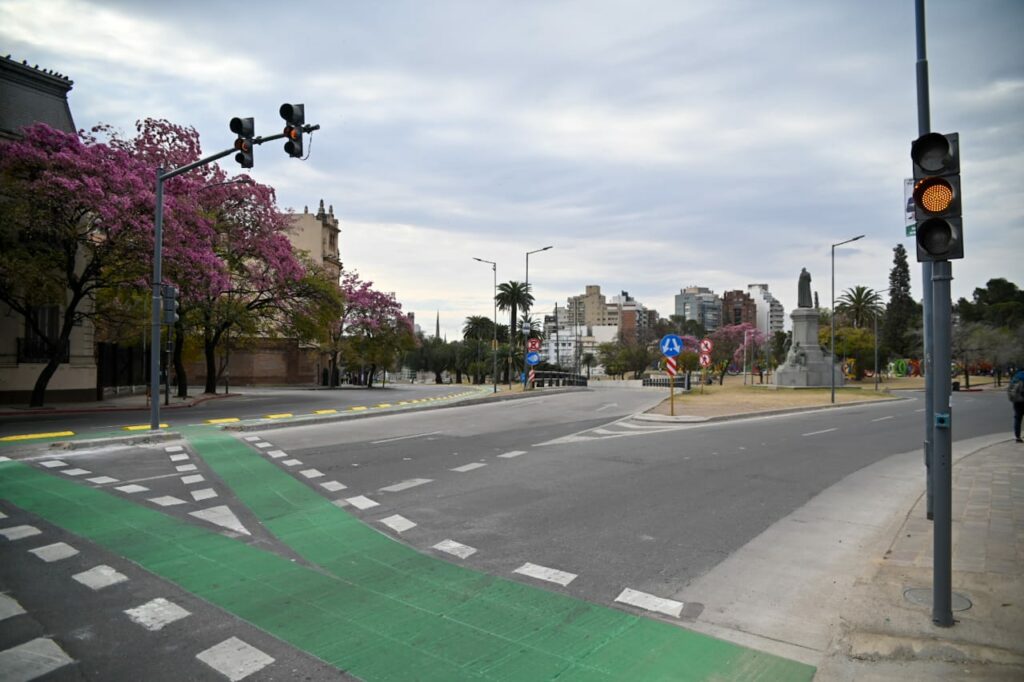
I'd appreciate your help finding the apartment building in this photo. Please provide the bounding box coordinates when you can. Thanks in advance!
[722,290,759,327]
[748,283,785,335]
[674,286,723,331]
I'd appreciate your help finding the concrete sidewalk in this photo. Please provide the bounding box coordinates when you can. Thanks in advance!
[817,439,1024,680]
[0,386,235,417]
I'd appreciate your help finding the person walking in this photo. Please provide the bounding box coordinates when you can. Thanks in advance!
[1010,368,1024,443]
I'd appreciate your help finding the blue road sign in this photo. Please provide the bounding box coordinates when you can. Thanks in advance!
[660,334,683,357]
[525,351,541,366]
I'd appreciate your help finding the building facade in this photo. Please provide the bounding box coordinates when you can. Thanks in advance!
[0,56,98,404]
[674,286,722,332]
[747,283,785,335]
[722,290,759,327]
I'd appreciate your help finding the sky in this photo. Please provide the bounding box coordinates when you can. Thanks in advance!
[2,0,1021,340]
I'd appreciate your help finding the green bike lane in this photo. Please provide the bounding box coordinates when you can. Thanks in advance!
[1,428,815,681]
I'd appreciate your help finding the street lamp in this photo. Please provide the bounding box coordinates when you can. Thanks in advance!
[831,234,865,403]
[523,246,553,389]
[472,257,498,394]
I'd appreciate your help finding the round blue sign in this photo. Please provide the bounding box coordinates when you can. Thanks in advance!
[525,351,541,366]
[660,334,683,358]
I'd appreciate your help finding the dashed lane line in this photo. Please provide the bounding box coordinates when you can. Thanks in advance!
[196,637,274,681]
[801,428,838,437]
[497,450,527,458]
[28,542,79,562]
[345,495,379,510]
[432,539,476,559]
[451,462,487,473]
[0,637,74,679]
[0,525,42,541]
[614,588,684,618]
[513,562,577,587]
[871,415,894,422]
[371,431,441,444]
[124,597,191,631]
[72,564,128,590]
[379,478,432,493]
[378,514,416,533]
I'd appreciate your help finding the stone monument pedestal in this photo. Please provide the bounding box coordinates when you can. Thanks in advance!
[774,308,844,387]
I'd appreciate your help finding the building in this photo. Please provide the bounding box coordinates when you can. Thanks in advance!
[722,290,759,327]
[566,285,618,327]
[608,291,655,343]
[0,56,98,403]
[747,283,785,335]
[674,286,722,331]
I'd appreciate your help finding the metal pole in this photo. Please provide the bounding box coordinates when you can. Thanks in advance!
[524,251,529,389]
[831,244,836,404]
[917,0,935,522]
[555,302,560,368]
[874,312,880,391]
[931,260,954,627]
[149,169,164,431]
[492,263,497,393]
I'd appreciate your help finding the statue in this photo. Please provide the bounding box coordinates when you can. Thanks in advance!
[798,268,813,308]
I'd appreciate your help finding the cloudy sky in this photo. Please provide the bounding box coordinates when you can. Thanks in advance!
[2,0,1021,339]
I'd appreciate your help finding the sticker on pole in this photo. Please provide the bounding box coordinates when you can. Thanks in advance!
[699,338,714,354]
[660,334,683,357]
[664,356,677,377]
[699,353,712,368]
[525,351,541,366]
[527,338,541,352]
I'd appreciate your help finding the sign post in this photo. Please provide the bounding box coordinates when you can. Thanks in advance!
[698,338,714,395]
[660,334,683,417]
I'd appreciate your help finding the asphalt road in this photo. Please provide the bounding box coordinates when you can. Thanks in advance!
[1,386,1009,679]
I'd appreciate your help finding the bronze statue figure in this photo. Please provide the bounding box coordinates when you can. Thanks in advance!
[798,268,813,308]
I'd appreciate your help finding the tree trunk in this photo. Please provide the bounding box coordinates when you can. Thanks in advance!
[174,321,188,398]
[367,364,377,388]
[434,371,444,384]
[204,339,218,394]
[29,355,64,407]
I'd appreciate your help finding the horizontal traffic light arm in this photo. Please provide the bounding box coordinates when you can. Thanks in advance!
[158,123,321,182]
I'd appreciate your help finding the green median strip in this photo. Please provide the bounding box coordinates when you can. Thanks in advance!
[183,429,815,681]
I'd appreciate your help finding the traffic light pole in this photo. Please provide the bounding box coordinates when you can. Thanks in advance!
[148,125,320,430]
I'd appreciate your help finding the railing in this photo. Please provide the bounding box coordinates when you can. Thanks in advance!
[533,371,587,387]
[17,337,70,364]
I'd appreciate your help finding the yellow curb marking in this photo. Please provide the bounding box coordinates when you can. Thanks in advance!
[123,424,168,431]
[265,413,293,419]
[375,404,392,408]
[314,409,337,415]
[350,406,368,411]
[0,431,75,442]
[205,417,240,424]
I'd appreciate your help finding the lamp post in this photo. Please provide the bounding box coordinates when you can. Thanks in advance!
[524,246,553,389]
[472,257,498,393]
[831,234,865,403]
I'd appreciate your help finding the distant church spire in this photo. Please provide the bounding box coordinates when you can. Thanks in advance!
[435,311,440,339]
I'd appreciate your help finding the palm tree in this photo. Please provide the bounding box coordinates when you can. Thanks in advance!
[581,352,596,378]
[495,281,533,347]
[462,315,494,342]
[836,286,883,328]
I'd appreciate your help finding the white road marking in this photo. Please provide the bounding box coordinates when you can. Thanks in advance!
[169,454,190,462]
[196,637,275,681]
[614,587,684,618]
[345,495,379,510]
[801,428,837,437]
[243,435,261,442]
[320,481,347,492]
[0,525,41,541]
[29,542,79,562]
[592,428,620,435]
[148,496,187,507]
[191,488,218,501]
[87,476,119,485]
[497,450,527,459]
[115,484,149,494]
[0,593,26,621]
[299,469,324,479]
[379,478,432,492]
[124,597,191,631]
[181,474,205,485]
[371,431,441,444]
[165,445,184,453]
[915,408,926,413]
[62,468,90,476]
[254,442,273,449]
[0,638,73,679]
[39,460,67,468]
[176,464,198,472]
[73,565,128,590]
[451,462,487,473]
[378,514,416,533]
[266,450,287,458]
[281,459,302,467]
[514,562,576,587]
[871,415,894,422]
[189,506,250,535]
[595,403,619,412]
[432,539,476,559]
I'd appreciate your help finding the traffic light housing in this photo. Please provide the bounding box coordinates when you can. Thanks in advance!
[280,103,305,158]
[911,132,962,261]
[161,284,180,325]
[229,117,254,168]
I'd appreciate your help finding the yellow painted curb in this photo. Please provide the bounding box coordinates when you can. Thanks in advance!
[0,431,75,442]
[350,406,368,411]
[206,417,240,424]
[123,424,168,431]
[314,409,337,415]
[265,413,293,419]
[375,403,392,408]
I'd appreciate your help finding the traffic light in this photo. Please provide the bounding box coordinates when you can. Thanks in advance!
[161,284,180,325]
[280,103,305,158]
[911,132,962,261]
[229,117,254,168]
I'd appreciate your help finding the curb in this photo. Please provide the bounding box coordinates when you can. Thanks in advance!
[634,395,909,424]
[50,431,183,450]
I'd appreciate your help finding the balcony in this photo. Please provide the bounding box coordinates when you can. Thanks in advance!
[17,337,69,364]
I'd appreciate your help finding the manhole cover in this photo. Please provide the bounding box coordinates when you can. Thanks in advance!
[903,587,972,612]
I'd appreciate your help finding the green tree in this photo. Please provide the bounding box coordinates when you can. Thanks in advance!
[495,281,533,348]
[957,278,1024,329]
[581,352,596,378]
[882,244,920,357]
[462,315,494,342]
[836,286,882,329]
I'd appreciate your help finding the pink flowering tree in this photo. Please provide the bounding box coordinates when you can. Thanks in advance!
[0,123,193,406]
[708,323,765,384]
[332,270,415,387]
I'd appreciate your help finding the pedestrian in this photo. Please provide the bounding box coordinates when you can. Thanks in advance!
[1009,368,1024,443]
